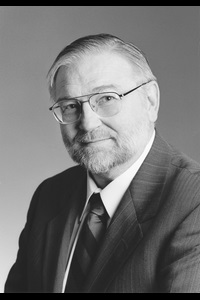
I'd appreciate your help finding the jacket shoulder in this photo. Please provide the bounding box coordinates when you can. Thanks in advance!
[171,149,200,175]
[37,165,87,203]
[43,165,86,186]
[29,165,87,218]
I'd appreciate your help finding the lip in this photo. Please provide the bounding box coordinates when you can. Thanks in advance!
[82,138,111,144]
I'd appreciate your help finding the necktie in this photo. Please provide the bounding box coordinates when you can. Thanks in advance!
[65,193,108,293]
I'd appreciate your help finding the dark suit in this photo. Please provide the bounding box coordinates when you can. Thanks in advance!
[5,132,200,293]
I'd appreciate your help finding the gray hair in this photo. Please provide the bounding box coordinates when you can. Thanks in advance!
[47,33,157,102]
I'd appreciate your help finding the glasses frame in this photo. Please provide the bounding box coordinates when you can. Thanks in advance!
[49,80,152,125]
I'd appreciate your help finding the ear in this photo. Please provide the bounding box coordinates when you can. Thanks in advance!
[145,81,160,123]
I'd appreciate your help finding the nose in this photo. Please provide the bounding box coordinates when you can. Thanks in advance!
[78,102,102,132]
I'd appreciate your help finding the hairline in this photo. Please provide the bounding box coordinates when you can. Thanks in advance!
[47,35,157,102]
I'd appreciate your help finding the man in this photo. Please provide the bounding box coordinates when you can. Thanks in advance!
[5,33,200,293]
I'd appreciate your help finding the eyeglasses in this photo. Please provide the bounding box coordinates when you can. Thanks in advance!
[49,80,152,125]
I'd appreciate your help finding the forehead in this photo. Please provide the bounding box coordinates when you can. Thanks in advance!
[55,52,142,96]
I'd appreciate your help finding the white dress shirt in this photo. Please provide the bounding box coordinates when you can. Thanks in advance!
[62,130,155,292]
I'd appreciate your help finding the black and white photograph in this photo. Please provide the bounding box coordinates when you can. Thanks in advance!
[1,6,200,293]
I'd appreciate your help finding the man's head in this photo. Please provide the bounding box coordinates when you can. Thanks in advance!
[47,33,160,176]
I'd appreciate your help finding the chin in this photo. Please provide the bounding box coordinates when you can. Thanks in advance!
[70,144,135,175]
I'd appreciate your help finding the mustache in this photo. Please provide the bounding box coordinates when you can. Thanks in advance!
[74,128,115,144]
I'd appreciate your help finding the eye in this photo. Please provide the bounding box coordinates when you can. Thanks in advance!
[97,94,117,106]
[60,101,80,114]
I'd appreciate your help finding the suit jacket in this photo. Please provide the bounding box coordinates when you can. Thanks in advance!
[5,132,200,293]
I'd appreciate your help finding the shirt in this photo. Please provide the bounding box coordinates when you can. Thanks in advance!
[62,130,155,292]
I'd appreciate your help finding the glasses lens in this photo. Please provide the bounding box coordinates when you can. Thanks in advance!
[90,92,121,117]
[53,100,81,124]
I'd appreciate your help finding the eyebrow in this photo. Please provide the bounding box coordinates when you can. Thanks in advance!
[91,84,121,93]
[56,84,121,102]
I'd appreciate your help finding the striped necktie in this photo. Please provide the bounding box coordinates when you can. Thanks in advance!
[65,193,109,293]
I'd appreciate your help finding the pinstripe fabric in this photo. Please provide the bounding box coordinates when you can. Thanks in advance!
[5,132,200,293]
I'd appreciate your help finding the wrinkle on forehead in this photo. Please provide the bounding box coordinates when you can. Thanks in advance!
[55,52,143,99]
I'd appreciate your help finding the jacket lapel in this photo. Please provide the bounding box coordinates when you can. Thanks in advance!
[84,187,143,293]
[43,172,87,293]
[85,132,172,292]
[129,132,172,225]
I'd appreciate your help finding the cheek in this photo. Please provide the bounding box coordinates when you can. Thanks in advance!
[117,101,146,129]
[101,103,142,133]
[60,124,77,142]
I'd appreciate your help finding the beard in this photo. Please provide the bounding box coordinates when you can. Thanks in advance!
[61,116,151,175]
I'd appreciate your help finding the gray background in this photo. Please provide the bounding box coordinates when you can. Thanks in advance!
[0,6,199,292]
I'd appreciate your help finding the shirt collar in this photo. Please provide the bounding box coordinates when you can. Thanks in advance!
[86,130,155,219]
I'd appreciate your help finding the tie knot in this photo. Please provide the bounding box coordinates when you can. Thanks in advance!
[89,193,108,222]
